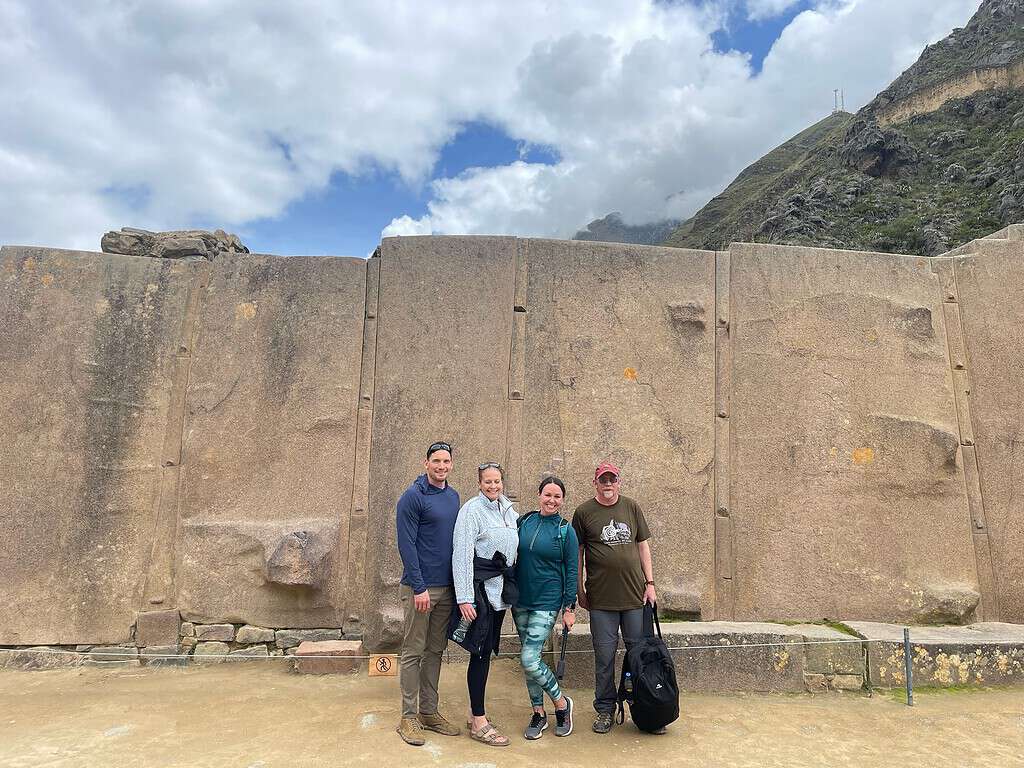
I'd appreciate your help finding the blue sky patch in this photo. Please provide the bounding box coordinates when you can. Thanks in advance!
[435,121,560,178]
[712,1,814,73]
[242,120,559,256]
[239,168,426,257]
[101,182,152,211]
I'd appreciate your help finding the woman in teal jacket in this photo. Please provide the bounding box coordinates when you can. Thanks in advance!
[513,476,579,740]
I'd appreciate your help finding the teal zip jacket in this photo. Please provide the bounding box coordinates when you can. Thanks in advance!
[514,511,579,611]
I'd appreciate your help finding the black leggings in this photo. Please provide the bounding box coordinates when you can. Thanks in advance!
[467,609,505,717]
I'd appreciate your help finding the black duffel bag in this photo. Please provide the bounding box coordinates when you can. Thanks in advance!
[615,602,680,732]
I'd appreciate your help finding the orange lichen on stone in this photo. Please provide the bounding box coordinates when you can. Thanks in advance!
[852,447,875,465]
[235,302,258,320]
[623,366,638,381]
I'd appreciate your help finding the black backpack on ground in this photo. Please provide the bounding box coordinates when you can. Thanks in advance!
[615,602,680,732]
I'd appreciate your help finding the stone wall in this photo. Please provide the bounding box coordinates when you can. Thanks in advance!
[2,228,1024,649]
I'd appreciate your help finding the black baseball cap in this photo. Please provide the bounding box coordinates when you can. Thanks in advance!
[426,441,453,458]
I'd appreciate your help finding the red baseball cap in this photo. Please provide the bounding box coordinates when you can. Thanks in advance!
[594,462,621,481]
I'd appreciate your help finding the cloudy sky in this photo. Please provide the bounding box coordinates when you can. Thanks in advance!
[2,0,982,256]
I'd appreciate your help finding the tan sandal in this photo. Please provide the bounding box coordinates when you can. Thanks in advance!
[470,723,510,747]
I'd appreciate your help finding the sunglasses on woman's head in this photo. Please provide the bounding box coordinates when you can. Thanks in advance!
[478,462,502,471]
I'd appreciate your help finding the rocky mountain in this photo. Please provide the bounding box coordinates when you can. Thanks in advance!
[573,212,681,246]
[663,0,1024,255]
[664,112,853,252]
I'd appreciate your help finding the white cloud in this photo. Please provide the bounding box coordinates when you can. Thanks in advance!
[745,0,804,22]
[0,0,983,252]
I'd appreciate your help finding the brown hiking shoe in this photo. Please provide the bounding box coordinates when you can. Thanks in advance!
[418,711,461,736]
[397,717,425,746]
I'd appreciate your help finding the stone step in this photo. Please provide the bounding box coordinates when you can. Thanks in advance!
[555,621,861,693]
[845,621,1024,687]
[294,640,363,675]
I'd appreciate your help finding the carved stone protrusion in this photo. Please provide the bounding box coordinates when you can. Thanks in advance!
[266,531,330,589]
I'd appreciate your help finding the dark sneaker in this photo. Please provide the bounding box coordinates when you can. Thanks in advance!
[524,711,548,740]
[592,711,614,734]
[554,696,573,737]
[650,725,667,735]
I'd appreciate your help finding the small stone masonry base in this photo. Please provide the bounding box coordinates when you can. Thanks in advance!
[0,611,364,670]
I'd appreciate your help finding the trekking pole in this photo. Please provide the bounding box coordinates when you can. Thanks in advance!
[555,624,569,680]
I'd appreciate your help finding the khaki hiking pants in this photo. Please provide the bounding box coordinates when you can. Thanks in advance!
[399,584,454,718]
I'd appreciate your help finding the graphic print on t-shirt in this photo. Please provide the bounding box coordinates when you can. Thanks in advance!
[600,518,632,545]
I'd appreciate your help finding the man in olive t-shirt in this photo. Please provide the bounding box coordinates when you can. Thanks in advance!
[572,461,659,734]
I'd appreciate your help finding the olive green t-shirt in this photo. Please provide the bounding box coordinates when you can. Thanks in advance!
[571,495,651,611]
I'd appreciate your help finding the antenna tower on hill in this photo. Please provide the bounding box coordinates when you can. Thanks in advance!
[833,88,846,113]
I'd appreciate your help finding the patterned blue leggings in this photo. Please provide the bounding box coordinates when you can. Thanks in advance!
[512,607,562,708]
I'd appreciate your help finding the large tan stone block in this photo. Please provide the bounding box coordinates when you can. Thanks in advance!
[134,609,181,647]
[0,246,195,644]
[174,253,367,628]
[727,243,977,623]
[520,239,716,618]
[364,236,517,649]
[953,241,1024,622]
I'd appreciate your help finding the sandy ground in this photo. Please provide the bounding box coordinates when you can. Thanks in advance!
[1,659,1022,768]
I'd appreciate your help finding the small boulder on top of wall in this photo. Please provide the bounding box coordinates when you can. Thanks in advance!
[100,228,249,260]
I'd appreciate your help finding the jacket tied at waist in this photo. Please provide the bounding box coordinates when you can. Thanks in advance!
[448,551,519,657]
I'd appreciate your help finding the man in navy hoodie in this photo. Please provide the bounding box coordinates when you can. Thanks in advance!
[396,440,462,746]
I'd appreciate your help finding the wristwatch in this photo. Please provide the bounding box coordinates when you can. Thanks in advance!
[645,580,655,586]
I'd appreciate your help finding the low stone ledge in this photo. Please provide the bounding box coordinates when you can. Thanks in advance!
[557,621,859,693]
[140,645,186,668]
[85,647,140,668]
[227,645,270,662]
[846,621,1024,687]
[0,647,81,670]
[295,640,362,675]
[1,646,147,670]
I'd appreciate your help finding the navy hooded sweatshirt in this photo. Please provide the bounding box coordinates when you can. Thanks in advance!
[397,474,460,594]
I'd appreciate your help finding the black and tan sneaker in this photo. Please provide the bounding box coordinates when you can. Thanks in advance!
[524,711,548,740]
[418,711,460,736]
[592,711,614,734]
[397,717,425,746]
[554,696,573,736]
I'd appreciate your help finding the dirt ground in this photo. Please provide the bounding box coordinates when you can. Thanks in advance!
[1,659,1022,768]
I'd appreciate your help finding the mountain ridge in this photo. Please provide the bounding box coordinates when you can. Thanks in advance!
[662,0,1024,256]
